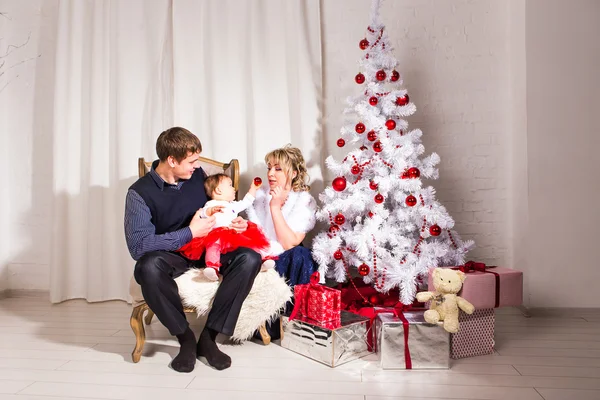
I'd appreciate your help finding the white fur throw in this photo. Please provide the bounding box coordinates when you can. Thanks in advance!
[175,268,292,342]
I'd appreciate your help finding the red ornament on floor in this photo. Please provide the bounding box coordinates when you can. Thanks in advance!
[359,39,369,50]
[334,213,346,225]
[407,167,420,179]
[355,122,366,134]
[405,195,417,207]
[367,130,377,142]
[333,250,343,260]
[375,193,384,203]
[369,180,378,190]
[358,263,370,276]
[396,94,410,106]
[390,70,400,82]
[430,224,441,236]
[376,70,386,81]
[336,138,345,147]
[355,73,365,84]
[369,96,378,106]
[332,177,347,191]
[253,177,262,186]
[385,119,396,130]
[351,165,360,175]
[373,141,383,152]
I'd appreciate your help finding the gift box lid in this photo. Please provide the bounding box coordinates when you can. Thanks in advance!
[285,311,368,330]
[377,311,437,326]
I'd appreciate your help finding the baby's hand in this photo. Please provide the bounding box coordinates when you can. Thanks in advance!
[248,177,262,196]
[205,205,225,217]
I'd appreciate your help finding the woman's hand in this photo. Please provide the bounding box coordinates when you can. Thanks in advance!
[269,186,289,209]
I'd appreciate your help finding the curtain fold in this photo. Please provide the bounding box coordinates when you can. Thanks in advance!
[49,0,321,303]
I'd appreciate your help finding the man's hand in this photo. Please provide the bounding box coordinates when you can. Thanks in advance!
[190,209,216,238]
[205,205,225,217]
[229,216,248,233]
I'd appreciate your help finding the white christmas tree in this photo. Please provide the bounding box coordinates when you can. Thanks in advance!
[312,0,474,304]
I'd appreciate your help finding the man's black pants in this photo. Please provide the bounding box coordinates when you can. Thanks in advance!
[133,248,262,336]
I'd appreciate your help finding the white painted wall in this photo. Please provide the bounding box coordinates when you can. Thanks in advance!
[3,0,599,307]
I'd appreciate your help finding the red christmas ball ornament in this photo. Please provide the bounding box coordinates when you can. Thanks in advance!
[405,195,417,207]
[373,141,383,152]
[369,96,378,106]
[336,138,345,147]
[407,167,421,179]
[355,73,365,84]
[368,211,374,218]
[376,70,386,81]
[334,213,346,225]
[385,119,396,130]
[430,224,442,236]
[358,263,370,276]
[369,180,378,190]
[355,122,366,134]
[351,165,360,175]
[359,39,369,50]
[333,250,343,260]
[374,193,384,203]
[367,130,377,142]
[390,70,400,82]
[253,177,262,186]
[329,224,340,234]
[332,176,347,191]
[396,94,410,106]
[369,294,381,305]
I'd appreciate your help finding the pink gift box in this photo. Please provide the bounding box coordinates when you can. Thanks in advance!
[427,265,523,309]
[451,308,495,359]
[290,272,341,324]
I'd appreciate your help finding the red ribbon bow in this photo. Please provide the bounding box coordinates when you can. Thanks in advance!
[459,260,487,273]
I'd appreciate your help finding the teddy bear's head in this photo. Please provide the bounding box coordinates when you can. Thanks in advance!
[432,268,466,294]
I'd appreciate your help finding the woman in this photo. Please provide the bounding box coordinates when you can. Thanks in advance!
[246,144,318,287]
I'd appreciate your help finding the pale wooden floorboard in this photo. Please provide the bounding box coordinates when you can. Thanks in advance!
[2,298,600,399]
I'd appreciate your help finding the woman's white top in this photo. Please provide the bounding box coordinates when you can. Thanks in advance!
[245,186,317,255]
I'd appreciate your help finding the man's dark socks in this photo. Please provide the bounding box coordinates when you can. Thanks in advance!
[197,327,231,370]
[171,327,196,373]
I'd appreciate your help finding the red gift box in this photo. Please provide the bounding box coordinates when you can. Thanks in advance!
[428,262,523,309]
[289,272,341,324]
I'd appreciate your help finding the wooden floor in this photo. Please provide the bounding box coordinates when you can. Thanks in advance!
[0,297,598,400]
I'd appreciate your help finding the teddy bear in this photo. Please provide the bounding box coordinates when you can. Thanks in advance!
[416,267,475,333]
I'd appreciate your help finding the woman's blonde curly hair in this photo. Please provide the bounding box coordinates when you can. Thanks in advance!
[265,144,310,192]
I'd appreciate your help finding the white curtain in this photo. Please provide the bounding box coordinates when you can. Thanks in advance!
[50,0,322,303]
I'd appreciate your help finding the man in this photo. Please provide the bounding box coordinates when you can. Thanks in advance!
[124,127,261,372]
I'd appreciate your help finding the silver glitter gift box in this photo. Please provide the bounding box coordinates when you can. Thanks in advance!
[280,311,371,368]
[376,311,450,369]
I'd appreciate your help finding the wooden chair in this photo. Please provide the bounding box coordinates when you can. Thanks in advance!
[129,156,271,363]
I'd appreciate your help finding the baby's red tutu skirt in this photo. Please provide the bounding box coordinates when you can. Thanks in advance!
[178,221,270,260]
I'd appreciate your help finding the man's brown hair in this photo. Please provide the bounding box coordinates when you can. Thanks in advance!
[204,173,229,198]
[156,127,202,162]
